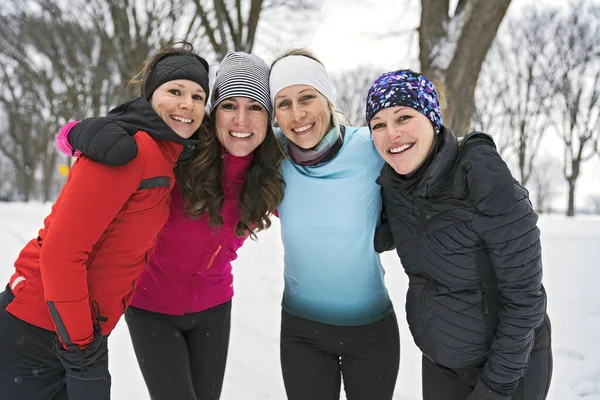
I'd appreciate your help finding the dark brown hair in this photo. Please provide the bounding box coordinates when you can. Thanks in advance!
[175,110,286,239]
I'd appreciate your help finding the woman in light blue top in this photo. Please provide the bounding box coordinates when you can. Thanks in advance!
[270,48,400,400]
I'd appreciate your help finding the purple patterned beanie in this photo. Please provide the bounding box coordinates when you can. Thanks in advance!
[365,69,442,132]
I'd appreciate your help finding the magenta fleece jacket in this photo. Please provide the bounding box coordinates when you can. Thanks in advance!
[131,152,253,315]
[56,123,253,315]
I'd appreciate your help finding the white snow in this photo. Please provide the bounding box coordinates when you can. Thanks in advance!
[1,202,599,399]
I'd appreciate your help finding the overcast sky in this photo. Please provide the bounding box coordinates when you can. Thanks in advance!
[302,0,570,73]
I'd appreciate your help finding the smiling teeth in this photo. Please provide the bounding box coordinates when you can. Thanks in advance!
[230,132,252,138]
[172,116,192,123]
[294,124,312,133]
[389,143,413,154]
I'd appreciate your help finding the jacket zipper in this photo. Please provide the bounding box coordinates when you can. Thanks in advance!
[185,152,228,314]
[186,231,216,314]
[206,244,222,269]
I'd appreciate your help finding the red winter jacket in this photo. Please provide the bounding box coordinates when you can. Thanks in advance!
[6,98,195,349]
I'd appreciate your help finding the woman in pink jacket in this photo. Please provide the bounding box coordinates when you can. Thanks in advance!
[57,52,285,400]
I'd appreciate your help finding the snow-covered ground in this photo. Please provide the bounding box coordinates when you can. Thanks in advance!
[1,202,598,399]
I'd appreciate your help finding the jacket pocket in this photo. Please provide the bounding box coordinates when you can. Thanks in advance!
[121,190,169,217]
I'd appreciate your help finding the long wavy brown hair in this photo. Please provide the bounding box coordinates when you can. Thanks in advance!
[175,110,286,240]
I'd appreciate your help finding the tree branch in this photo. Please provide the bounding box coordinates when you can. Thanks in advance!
[419,0,449,74]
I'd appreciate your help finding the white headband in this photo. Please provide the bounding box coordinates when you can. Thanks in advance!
[269,55,337,109]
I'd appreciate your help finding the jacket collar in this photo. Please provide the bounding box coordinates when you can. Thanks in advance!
[378,126,458,197]
[107,97,199,164]
[221,145,254,183]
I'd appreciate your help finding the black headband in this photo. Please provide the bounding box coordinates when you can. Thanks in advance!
[143,54,210,100]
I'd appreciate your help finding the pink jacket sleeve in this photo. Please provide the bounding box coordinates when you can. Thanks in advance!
[56,121,81,157]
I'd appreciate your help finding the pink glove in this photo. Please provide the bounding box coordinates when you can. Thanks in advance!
[56,121,81,157]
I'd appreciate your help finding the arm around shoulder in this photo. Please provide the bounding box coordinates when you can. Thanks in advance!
[374,199,396,253]
[64,117,139,166]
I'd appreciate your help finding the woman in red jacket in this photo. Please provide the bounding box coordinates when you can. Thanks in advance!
[56,52,286,400]
[0,42,210,400]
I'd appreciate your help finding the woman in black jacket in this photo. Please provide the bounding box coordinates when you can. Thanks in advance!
[366,70,552,400]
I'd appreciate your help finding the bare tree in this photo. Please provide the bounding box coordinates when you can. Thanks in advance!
[472,72,513,161]
[187,0,319,61]
[588,194,600,214]
[529,156,562,214]
[331,65,385,126]
[61,0,209,103]
[549,1,600,217]
[0,4,112,201]
[0,0,321,201]
[474,6,557,186]
[420,0,512,136]
[0,91,51,201]
[0,152,17,201]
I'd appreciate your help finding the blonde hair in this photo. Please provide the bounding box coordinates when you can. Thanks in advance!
[271,47,344,131]
[271,47,322,67]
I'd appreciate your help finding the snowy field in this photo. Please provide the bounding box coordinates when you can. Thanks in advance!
[1,202,598,399]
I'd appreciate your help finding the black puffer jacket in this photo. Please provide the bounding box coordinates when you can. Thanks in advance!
[68,97,199,166]
[376,127,547,396]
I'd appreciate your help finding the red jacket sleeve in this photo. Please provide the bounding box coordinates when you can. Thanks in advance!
[39,155,143,349]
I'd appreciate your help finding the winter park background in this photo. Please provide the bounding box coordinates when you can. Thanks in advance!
[1,0,600,399]
[0,204,599,399]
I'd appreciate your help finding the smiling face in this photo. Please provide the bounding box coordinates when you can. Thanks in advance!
[274,85,332,149]
[150,79,206,139]
[370,106,436,175]
[214,97,269,157]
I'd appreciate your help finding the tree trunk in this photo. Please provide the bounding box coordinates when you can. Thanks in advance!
[535,190,544,214]
[420,0,513,136]
[42,151,58,202]
[566,179,576,217]
[519,128,526,185]
[16,169,35,202]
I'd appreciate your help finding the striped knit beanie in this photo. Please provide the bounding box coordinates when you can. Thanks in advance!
[366,69,442,133]
[209,52,273,116]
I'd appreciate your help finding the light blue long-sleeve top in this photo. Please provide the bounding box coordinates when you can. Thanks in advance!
[277,125,393,326]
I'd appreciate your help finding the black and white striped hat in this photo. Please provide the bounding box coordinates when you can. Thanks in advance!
[209,52,273,116]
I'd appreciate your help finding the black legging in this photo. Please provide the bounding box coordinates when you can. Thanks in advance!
[124,300,232,400]
[280,310,400,400]
[0,287,110,400]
